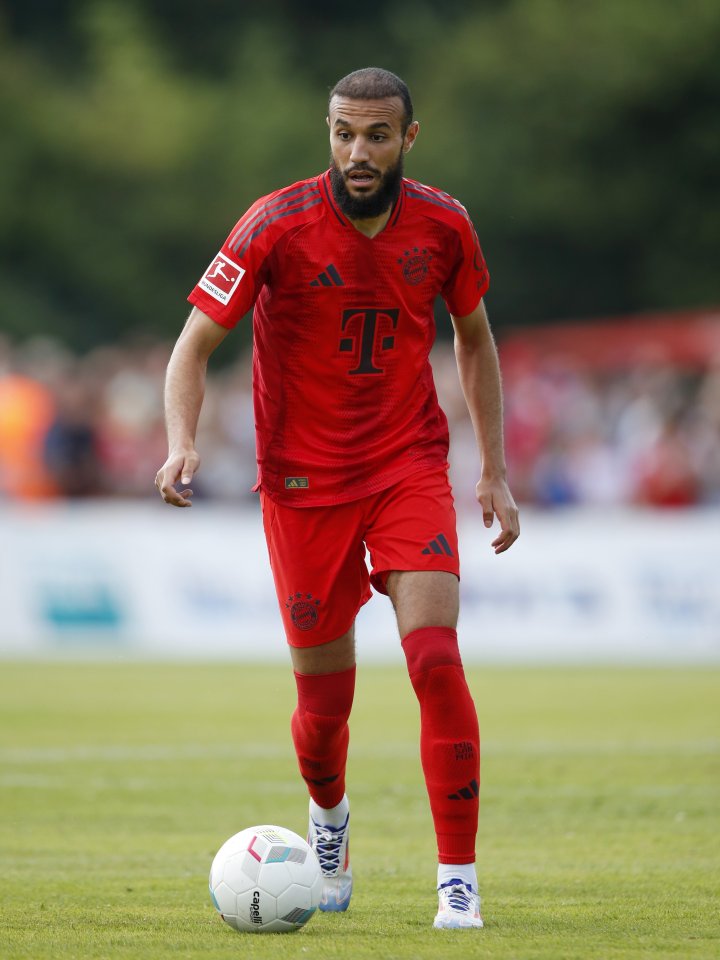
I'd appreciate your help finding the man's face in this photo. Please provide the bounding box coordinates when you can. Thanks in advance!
[327,96,419,219]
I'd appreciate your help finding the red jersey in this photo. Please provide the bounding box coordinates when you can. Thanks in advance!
[188,170,489,506]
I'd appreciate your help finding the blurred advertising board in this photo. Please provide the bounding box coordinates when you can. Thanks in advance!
[0,503,718,662]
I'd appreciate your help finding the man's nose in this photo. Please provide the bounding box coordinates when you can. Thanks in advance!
[349,137,370,164]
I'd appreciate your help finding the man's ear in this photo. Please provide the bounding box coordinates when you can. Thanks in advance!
[404,120,420,154]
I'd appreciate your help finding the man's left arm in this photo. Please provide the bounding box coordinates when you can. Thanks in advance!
[451,300,520,554]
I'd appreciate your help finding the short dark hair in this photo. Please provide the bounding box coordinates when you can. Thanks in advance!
[329,67,414,132]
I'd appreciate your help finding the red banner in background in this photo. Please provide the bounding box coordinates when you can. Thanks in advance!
[499,307,720,373]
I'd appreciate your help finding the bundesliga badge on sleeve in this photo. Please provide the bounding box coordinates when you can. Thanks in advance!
[199,254,246,305]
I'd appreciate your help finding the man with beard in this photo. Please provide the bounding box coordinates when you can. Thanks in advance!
[156,67,519,929]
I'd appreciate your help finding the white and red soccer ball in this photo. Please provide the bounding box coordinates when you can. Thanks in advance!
[209,825,323,933]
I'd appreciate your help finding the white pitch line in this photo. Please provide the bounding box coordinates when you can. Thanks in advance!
[0,739,717,765]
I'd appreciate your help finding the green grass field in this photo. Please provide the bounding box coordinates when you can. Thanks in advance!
[1,662,718,960]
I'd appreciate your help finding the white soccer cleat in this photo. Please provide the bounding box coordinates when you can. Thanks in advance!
[433,879,484,929]
[307,807,353,912]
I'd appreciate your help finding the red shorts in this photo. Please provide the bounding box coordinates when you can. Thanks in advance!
[260,465,460,647]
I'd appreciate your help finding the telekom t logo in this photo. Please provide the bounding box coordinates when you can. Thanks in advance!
[339,307,399,375]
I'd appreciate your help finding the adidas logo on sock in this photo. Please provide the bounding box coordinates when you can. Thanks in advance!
[302,772,339,787]
[421,534,454,557]
[447,778,479,800]
[310,264,344,287]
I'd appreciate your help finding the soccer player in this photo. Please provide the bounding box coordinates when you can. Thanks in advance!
[155,67,519,929]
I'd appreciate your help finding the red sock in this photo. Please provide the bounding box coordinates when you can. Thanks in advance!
[291,666,356,809]
[402,627,479,864]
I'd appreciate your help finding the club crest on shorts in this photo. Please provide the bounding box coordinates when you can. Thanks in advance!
[285,593,321,631]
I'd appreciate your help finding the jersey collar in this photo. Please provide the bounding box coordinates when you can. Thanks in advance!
[320,169,405,233]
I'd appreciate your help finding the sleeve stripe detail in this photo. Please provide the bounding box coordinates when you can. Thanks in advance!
[230,183,322,253]
[228,183,316,249]
[232,196,323,256]
[405,185,469,219]
[406,179,466,208]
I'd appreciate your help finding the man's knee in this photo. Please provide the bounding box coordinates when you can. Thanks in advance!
[290,625,356,675]
[401,625,463,681]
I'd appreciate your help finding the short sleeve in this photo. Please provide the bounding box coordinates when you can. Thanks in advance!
[187,196,273,329]
[440,216,490,319]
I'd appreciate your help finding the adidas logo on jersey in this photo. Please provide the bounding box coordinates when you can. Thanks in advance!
[310,264,345,287]
[421,534,454,557]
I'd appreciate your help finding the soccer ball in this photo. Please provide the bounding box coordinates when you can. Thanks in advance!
[209,824,323,933]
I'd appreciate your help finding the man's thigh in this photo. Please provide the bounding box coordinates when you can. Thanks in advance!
[260,492,372,648]
[365,466,460,596]
[385,569,459,637]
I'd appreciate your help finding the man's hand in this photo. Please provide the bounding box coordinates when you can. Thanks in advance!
[155,449,200,507]
[476,475,520,554]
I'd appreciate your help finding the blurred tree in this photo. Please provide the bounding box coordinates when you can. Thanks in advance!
[403,0,720,326]
[0,0,718,349]
[0,3,323,350]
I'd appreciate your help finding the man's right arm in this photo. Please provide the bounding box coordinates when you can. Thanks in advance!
[155,307,229,507]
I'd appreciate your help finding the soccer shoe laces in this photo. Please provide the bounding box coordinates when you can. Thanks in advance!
[440,880,475,912]
[311,817,348,876]
[434,878,483,929]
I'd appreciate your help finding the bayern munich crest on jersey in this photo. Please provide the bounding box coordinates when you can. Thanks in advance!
[398,247,433,285]
[199,253,246,304]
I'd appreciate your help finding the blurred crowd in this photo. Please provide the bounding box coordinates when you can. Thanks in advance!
[1,331,719,509]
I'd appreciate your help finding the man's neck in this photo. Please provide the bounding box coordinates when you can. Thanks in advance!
[347,206,393,239]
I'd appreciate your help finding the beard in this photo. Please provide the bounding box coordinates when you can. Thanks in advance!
[329,151,404,220]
